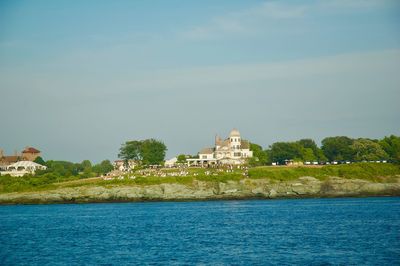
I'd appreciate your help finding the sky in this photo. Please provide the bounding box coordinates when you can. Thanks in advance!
[0,0,399,163]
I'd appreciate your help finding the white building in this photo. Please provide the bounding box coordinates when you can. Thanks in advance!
[0,161,47,177]
[187,129,253,166]
[113,160,137,172]
[164,157,178,168]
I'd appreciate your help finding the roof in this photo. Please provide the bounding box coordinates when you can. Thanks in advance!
[8,160,46,168]
[165,157,178,164]
[229,128,241,137]
[241,140,250,149]
[22,147,41,153]
[0,156,20,164]
[216,138,230,148]
[199,147,214,154]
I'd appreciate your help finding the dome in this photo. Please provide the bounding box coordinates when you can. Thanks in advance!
[229,128,241,137]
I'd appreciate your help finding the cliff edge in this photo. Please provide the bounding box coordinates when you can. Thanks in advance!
[1,176,399,204]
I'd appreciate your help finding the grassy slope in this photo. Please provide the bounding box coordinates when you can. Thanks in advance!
[1,163,399,194]
[248,163,400,181]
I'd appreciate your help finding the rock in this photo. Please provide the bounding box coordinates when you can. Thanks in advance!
[299,176,319,182]
[0,176,400,204]
[269,189,278,198]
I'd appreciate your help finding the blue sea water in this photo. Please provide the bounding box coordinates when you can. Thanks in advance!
[0,197,399,265]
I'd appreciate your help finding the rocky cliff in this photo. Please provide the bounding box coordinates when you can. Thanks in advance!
[1,176,399,204]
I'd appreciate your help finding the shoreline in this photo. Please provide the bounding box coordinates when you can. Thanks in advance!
[1,175,399,205]
[1,194,399,206]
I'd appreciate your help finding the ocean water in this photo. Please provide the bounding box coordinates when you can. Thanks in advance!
[0,197,399,265]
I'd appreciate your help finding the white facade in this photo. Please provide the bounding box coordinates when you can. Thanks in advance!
[1,161,47,177]
[188,129,253,166]
[113,160,136,172]
[164,157,178,168]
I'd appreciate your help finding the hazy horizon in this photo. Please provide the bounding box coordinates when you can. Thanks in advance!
[1,0,399,163]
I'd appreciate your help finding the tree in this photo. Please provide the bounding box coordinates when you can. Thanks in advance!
[141,139,167,165]
[249,143,269,166]
[351,138,388,161]
[321,136,354,161]
[316,149,328,162]
[93,160,114,174]
[298,139,318,152]
[269,142,303,163]
[80,160,92,170]
[44,160,80,177]
[379,135,400,163]
[118,139,167,165]
[297,139,325,161]
[33,156,46,165]
[177,154,187,163]
[301,148,317,162]
[118,140,142,161]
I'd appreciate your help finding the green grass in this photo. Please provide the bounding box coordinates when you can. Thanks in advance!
[0,173,86,193]
[1,163,399,194]
[248,163,400,182]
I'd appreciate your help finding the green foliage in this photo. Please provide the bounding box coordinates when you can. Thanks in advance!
[33,156,46,165]
[267,139,327,164]
[301,148,317,162]
[316,149,327,162]
[119,139,167,165]
[269,142,301,163]
[321,136,354,161]
[249,143,269,166]
[92,160,114,175]
[43,160,80,176]
[265,135,397,164]
[80,160,92,170]
[2,162,399,194]
[0,144,115,193]
[177,154,187,163]
[141,139,167,165]
[0,158,116,193]
[298,139,326,161]
[379,135,400,163]
[0,173,78,193]
[268,142,303,163]
[351,138,388,161]
[119,140,142,161]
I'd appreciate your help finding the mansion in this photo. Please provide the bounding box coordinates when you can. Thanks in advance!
[187,129,253,166]
[0,147,45,176]
[0,147,42,170]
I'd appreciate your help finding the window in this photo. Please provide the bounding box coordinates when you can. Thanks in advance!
[234,152,241,157]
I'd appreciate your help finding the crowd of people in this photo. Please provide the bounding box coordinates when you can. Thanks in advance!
[102,164,250,181]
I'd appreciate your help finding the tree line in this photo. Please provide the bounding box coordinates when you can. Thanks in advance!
[118,136,399,167]
[249,135,400,166]
[33,157,114,179]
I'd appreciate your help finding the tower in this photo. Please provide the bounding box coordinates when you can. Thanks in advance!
[229,128,241,150]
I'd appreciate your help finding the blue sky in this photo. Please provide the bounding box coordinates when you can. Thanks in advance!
[0,0,399,162]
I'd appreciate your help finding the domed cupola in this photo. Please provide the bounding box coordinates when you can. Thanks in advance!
[229,128,241,137]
